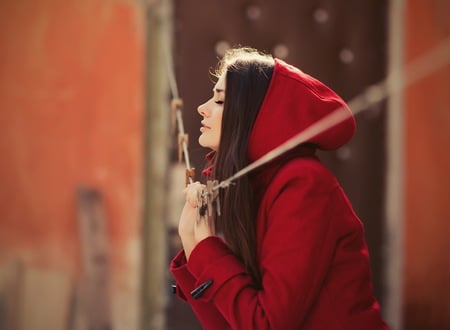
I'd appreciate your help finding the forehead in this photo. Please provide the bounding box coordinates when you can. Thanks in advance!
[214,72,226,91]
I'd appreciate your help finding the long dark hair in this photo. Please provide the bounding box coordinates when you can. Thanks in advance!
[212,48,274,287]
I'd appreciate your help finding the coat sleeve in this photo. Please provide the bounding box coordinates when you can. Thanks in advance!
[170,247,233,329]
[177,161,349,329]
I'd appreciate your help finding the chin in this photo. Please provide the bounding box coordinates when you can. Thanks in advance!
[198,137,218,150]
[198,136,207,148]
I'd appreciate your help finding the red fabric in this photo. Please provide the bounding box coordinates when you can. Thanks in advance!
[248,59,356,163]
[170,59,389,329]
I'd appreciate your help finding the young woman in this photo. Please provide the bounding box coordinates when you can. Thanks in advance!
[170,47,389,330]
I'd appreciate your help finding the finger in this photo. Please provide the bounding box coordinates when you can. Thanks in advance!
[186,197,198,208]
[185,182,203,207]
[186,188,199,208]
[184,182,201,194]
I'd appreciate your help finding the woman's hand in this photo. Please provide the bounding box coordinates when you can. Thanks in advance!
[178,182,215,259]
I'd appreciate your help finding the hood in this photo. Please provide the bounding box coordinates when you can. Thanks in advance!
[247,59,356,163]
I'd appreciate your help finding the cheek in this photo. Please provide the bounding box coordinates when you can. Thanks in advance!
[213,108,224,128]
[215,125,222,141]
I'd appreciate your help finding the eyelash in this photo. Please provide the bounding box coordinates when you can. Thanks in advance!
[215,100,224,105]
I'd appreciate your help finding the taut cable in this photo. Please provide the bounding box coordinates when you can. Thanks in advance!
[214,36,450,191]
[165,37,450,216]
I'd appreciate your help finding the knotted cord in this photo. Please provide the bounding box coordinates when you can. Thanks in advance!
[164,42,195,185]
[164,41,218,218]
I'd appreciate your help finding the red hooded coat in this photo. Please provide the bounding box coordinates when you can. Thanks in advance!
[170,59,389,330]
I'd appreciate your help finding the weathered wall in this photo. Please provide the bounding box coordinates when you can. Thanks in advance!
[0,0,145,328]
[403,0,450,329]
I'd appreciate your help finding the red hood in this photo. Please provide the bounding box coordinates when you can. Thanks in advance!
[247,59,355,163]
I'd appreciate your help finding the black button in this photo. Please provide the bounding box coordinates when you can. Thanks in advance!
[170,284,177,294]
[190,279,213,299]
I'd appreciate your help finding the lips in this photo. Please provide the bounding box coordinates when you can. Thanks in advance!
[201,121,211,130]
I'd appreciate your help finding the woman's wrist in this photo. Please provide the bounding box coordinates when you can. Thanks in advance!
[181,237,196,260]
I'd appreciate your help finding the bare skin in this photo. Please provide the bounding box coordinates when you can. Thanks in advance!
[178,182,215,260]
[178,73,226,259]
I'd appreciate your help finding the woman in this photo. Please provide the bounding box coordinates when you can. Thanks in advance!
[170,47,389,330]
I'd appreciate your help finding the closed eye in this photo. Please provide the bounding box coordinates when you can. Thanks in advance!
[215,100,224,105]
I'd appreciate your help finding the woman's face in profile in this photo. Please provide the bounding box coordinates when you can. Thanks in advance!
[197,72,226,151]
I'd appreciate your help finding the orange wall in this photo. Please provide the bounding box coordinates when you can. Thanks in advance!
[404,0,450,329]
[0,0,145,321]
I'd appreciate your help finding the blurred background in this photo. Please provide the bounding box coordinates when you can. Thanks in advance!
[0,0,449,329]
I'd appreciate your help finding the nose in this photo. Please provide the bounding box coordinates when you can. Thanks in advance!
[197,101,209,117]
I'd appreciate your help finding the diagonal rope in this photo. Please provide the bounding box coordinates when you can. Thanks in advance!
[164,35,450,211]
[213,36,450,191]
